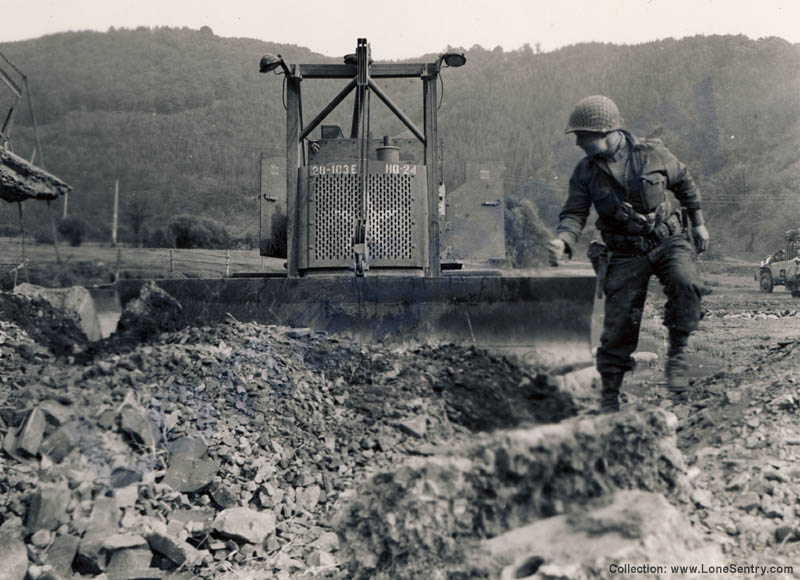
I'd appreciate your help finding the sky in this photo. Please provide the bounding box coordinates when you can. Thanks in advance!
[1,0,798,59]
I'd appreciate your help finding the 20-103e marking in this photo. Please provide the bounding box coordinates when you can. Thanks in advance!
[309,163,417,176]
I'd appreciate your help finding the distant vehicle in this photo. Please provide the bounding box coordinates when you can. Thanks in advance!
[756,229,800,296]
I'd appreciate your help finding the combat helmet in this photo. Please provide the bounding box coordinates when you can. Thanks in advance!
[565,95,623,134]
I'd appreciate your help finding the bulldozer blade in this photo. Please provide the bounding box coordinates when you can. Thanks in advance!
[116,272,596,368]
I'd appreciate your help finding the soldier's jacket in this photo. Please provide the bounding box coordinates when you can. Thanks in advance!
[556,134,701,251]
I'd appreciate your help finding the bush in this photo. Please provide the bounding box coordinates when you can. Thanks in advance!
[57,216,88,246]
[0,224,20,237]
[168,214,231,249]
[144,226,173,248]
[504,198,552,267]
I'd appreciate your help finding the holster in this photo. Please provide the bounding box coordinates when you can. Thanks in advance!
[587,241,609,299]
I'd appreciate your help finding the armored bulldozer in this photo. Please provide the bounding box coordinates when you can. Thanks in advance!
[756,229,800,297]
[115,38,598,368]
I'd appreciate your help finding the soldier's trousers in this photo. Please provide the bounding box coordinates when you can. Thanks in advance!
[596,235,704,375]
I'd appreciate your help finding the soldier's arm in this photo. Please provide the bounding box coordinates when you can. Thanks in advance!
[662,147,704,227]
[555,174,592,256]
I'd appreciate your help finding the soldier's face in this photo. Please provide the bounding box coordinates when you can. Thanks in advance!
[574,131,608,157]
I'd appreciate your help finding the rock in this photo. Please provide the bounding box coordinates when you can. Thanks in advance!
[16,406,47,456]
[691,489,714,509]
[111,467,143,489]
[631,351,659,367]
[38,400,74,426]
[775,525,795,544]
[307,549,337,567]
[161,453,219,494]
[106,568,164,580]
[26,482,71,532]
[106,547,157,577]
[144,531,203,567]
[760,495,784,519]
[310,531,340,553]
[167,436,208,459]
[274,552,306,573]
[114,485,139,509]
[734,491,761,512]
[77,496,122,572]
[0,530,28,580]
[42,534,80,577]
[297,485,322,512]
[213,507,277,544]
[395,415,428,439]
[30,528,54,548]
[285,327,313,338]
[209,482,239,509]
[119,403,155,449]
[102,534,148,551]
[168,508,216,534]
[490,491,724,580]
[726,391,743,405]
[116,281,183,341]
[40,425,77,463]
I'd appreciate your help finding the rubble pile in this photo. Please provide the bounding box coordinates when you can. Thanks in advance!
[0,291,89,358]
[0,287,581,580]
[333,408,688,579]
[707,308,800,320]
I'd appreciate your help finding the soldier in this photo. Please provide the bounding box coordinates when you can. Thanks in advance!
[548,95,710,412]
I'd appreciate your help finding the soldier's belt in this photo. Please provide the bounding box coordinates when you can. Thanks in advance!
[603,214,683,254]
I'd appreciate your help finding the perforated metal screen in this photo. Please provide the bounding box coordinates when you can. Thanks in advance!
[312,173,359,263]
[299,162,427,270]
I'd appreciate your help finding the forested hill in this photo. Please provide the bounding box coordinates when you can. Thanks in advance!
[1,27,799,258]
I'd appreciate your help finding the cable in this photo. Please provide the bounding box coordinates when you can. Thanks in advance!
[438,73,445,110]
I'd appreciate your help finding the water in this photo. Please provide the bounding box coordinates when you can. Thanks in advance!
[88,286,122,338]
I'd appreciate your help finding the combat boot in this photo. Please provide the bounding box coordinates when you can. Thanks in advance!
[600,372,624,413]
[666,331,690,399]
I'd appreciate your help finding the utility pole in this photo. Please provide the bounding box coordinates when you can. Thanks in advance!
[111,179,119,246]
[62,191,68,218]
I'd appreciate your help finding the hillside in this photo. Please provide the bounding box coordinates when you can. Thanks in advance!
[1,28,799,258]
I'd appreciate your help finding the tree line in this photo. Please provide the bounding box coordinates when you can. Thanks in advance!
[1,28,798,261]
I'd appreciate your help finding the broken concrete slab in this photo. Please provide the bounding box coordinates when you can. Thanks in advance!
[489,491,724,579]
[13,283,102,342]
[213,507,277,544]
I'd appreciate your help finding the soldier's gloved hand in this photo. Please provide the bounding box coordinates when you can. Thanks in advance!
[548,238,568,266]
[692,224,709,253]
